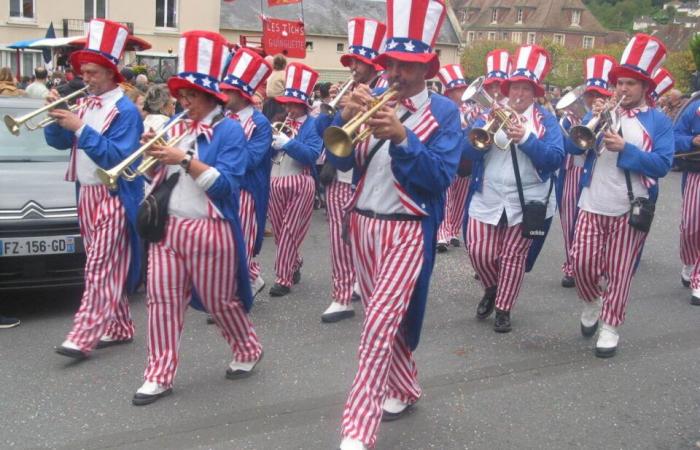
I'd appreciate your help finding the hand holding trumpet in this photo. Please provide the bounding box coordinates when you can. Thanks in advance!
[46,88,84,132]
[340,84,372,122]
[367,103,406,144]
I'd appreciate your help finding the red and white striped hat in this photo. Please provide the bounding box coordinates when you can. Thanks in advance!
[373,0,447,79]
[501,44,552,97]
[70,19,129,83]
[167,30,230,103]
[484,49,512,87]
[341,17,386,70]
[609,33,667,91]
[437,64,467,94]
[276,62,319,106]
[220,48,272,102]
[584,54,617,97]
[648,67,674,105]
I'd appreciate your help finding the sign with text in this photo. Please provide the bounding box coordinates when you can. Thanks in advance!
[262,18,306,59]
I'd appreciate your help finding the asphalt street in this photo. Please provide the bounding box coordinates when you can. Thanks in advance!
[2,171,700,450]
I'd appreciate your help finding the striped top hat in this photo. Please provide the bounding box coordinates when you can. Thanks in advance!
[609,33,667,91]
[341,17,386,70]
[167,30,230,104]
[437,64,467,94]
[221,48,272,102]
[70,19,129,83]
[648,67,674,105]
[373,0,447,79]
[501,44,552,97]
[276,62,319,106]
[484,49,512,87]
[584,54,617,97]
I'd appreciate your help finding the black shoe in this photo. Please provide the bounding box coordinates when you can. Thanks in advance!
[682,276,691,288]
[132,388,173,406]
[493,309,512,333]
[580,321,599,338]
[293,269,301,285]
[381,403,414,422]
[206,314,215,324]
[561,275,576,288]
[0,315,20,329]
[95,337,133,349]
[476,286,497,320]
[436,242,448,253]
[474,272,480,281]
[321,309,355,323]
[226,352,263,380]
[450,237,461,247]
[55,345,88,360]
[269,283,291,297]
[691,296,700,306]
[594,347,617,358]
[351,292,361,303]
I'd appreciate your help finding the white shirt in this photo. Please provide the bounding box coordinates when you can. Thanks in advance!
[578,113,649,216]
[143,114,170,133]
[75,87,123,185]
[271,115,307,178]
[469,103,556,226]
[25,81,49,99]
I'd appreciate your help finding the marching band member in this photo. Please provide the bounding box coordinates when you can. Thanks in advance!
[648,67,675,110]
[318,17,387,323]
[221,48,274,298]
[327,1,462,448]
[556,54,616,288]
[462,49,513,133]
[436,64,470,252]
[45,19,144,359]
[463,44,564,333]
[569,34,673,357]
[133,31,262,405]
[268,62,323,297]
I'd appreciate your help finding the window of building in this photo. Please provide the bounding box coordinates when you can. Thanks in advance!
[516,7,524,24]
[488,31,496,41]
[155,0,177,29]
[502,32,508,40]
[554,34,565,45]
[582,35,594,49]
[571,9,581,26]
[84,0,106,20]
[10,0,34,19]
[336,43,344,53]
[511,32,522,43]
[0,49,41,77]
[491,8,498,24]
[467,31,475,42]
[305,41,314,51]
[527,32,536,44]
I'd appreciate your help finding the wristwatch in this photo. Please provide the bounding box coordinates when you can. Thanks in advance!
[180,152,193,173]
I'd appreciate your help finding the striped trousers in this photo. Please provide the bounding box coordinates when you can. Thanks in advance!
[326,180,355,305]
[466,216,533,312]
[437,176,470,243]
[341,212,424,448]
[143,217,262,388]
[269,174,315,287]
[67,185,133,353]
[571,211,647,327]
[559,166,584,277]
[679,173,700,289]
[239,189,262,283]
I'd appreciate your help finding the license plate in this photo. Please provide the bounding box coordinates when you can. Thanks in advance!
[0,236,78,257]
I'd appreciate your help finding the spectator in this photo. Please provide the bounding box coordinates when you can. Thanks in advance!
[25,67,50,99]
[125,87,146,118]
[135,73,149,92]
[0,314,20,329]
[120,67,138,95]
[17,75,31,90]
[265,54,287,98]
[311,82,332,117]
[142,84,174,131]
[664,88,685,120]
[0,67,25,96]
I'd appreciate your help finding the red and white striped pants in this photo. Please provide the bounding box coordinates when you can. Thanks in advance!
[268,174,315,287]
[239,189,262,282]
[679,173,700,289]
[559,166,584,277]
[437,176,470,243]
[466,216,533,312]
[341,212,424,448]
[326,180,355,305]
[571,211,647,327]
[67,184,133,353]
[143,217,262,388]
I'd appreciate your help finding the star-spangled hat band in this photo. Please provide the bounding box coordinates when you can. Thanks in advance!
[486,70,508,81]
[585,78,611,96]
[221,74,255,96]
[340,45,384,70]
[282,88,310,103]
[445,79,467,90]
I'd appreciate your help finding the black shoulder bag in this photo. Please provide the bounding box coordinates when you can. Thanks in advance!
[617,127,655,233]
[137,171,180,243]
[509,143,553,239]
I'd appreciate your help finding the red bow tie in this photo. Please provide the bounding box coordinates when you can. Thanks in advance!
[84,96,103,110]
[226,111,240,121]
[401,98,417,113]
[289,118,302,132]
[178,119,213,141]
[619,106,648,118]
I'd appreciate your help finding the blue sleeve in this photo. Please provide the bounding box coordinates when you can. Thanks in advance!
[247,117,273,170]
[282,119,323,166]
[674,101,698,153]
[44,122,74,150]
[76,106,143,169]
[617,112,674,179]
[518,110,565,172]
[315,112,335,137]
[461,116,489,161]
[389,99,461,194]
[206,123,247,200]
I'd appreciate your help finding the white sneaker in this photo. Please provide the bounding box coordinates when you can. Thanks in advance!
[339,437,367,450]
[136,381,169,396]
[383,397,409,414]
[682,265,694,287]
[226,352,263,379]
[321,301,355,323]
[580,298,602,328]
[60,339,81,351]
[595,324,619,358]
[251,276,266,297]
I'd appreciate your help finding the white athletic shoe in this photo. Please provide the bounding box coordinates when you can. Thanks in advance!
[136,381,169,396]
[682,265,694,287]
[251,276,266,297]
[383,397,409,414]
[595,324,619,358]
[339,437,368,450]
[321,301,355,323]
[60,339,81,351]
[580,298,602,328]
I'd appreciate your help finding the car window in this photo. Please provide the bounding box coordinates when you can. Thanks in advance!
[0,106,69,162]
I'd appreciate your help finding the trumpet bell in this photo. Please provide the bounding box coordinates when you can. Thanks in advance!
[323,126,353,158]
[555,85,588,122]
[461,76,494,110]
[569,125,596,150]
[319,103,336,117]
[4,115,20,136]
[468,128,493,151]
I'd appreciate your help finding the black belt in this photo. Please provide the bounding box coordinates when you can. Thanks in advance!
[354,208,422,222]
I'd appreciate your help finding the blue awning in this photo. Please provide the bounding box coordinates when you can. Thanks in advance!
[7,38,41,49]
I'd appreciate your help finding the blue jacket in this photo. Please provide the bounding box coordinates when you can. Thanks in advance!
[327,92,462,350]
[240,110,273,256]
[673,98,700,192]
[44,96,144,294]
[280,115,323,172]
[461,104,564,272]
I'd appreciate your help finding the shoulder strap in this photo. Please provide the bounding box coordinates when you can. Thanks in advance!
[617,127,636,202]
[510,142,554,208]
[359,109,413,177]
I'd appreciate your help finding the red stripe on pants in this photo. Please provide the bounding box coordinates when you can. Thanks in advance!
[268,174,315,286]
[438,176,470,242]
[239,189,262,282]
[326,180,356,304]
[341,213,424,448]
[679,174,700,288]
[570,211,647,327]
[559,165,583,277]
[466,217,532,312]
[67,185,132,352]
[143,217,262,388]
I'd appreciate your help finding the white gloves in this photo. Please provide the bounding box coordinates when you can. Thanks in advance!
[272,133,291,150]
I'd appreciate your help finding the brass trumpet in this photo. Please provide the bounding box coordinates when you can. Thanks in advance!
[271,116,297,138]
[320,77,355,116]
[96,110,190,191]
[4,86,89,136]
[323,86,399,158]
[569,95,626,152]
[555,85,589,137]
